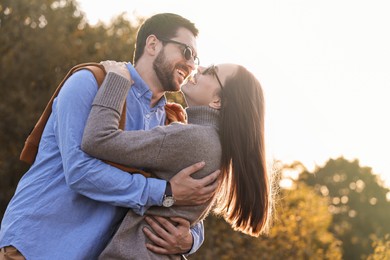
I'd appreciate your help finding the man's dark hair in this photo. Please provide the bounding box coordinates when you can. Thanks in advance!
[133,13,199,64]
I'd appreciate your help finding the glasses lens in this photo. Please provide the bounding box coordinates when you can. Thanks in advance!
[184,47,199,65]
[184,47,192,60]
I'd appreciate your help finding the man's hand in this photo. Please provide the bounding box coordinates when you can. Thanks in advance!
[143,216,193,255]
[170,162,221,206]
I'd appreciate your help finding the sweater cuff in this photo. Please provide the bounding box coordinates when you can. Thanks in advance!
[93,72,131,114]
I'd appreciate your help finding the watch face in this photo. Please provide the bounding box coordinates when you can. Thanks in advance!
[163,196,175,207]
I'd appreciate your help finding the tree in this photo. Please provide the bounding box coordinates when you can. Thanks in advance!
[0,0,142,218]
[190,178,342,259]
[1,0,85,219]
[299,157,390,259]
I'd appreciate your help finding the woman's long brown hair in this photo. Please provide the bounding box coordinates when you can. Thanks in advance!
[214,66,270,237]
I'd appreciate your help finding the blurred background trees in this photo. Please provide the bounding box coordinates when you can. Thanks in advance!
[1,0,389,258]
[191,181,342,260]
[0,0,141,218]
[299,157,390,259]
[190,158,390,259]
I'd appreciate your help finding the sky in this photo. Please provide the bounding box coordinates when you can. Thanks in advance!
[76,0,390,187]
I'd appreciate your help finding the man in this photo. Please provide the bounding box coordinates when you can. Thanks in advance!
[0,13,219,259]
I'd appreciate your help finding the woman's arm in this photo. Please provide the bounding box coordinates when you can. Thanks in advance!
[81,71,175,170]
[82,69,221,202]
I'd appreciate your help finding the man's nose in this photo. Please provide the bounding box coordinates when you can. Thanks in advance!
[185,58,196,71]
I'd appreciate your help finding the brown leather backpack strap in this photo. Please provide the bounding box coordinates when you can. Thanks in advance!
[107,162,152,178]
[75,64,127,130]
[74,63,106,85]
[20,63,102,164]
[20,62,152,178]
[20,62,126,164]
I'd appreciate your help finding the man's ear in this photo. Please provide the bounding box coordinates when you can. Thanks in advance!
[209,96,221,110]
[145,35,161,56]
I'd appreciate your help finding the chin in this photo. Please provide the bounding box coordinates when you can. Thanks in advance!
[181,86,188,94]
[165,82,180,92]
[173,85,181,92]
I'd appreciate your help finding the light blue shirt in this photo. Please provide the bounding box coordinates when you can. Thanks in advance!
[0,64,203,259]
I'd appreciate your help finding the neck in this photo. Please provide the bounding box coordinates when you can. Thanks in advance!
[134,60,165,107]
[186,106,220,128]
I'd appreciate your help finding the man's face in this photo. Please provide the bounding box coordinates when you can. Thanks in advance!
[153,27,198,92]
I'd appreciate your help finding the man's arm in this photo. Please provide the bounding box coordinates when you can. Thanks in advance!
[54,69,165,214]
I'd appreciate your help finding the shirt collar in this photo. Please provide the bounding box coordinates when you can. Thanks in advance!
[126,63,166,108]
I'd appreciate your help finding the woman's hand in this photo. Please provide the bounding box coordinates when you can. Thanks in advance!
[100,60,131,81]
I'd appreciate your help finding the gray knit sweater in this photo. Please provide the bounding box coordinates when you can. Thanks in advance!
[82,72,222,260]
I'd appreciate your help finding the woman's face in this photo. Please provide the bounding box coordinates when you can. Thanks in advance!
[181,63,238,108]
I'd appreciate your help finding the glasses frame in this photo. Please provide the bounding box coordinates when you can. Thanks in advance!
[158,37,200,66]
[187,64,223,90]
[202,65,223,90]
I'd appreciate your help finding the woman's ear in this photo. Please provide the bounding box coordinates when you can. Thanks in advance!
[209,96,221,110]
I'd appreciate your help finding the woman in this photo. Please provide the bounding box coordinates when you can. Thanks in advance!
[81,61,271,259]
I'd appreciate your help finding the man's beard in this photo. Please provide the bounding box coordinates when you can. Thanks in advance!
[153,49,179,92]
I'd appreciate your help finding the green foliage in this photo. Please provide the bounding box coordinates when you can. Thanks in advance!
[190,183,342,259]
[299,157,390,259]
[0,0,142,218]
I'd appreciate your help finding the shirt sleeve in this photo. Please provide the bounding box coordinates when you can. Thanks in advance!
[53,69,166,215]
[187,221,205,255]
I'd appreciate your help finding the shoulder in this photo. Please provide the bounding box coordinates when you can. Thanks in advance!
[55,69,101,112]
[58,69,99,100]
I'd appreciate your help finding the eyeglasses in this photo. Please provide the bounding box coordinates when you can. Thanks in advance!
[202,65,223,90]
[158,37,200,66]
[187,65,223,90]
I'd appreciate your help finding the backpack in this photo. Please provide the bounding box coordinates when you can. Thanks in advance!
[19,62,186,177]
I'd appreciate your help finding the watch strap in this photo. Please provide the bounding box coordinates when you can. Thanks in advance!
[165,181,173,197]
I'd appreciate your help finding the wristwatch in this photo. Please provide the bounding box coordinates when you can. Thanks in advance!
[162,181,175,207]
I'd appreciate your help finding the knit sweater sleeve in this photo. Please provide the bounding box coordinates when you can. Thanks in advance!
[81,72,187,170]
